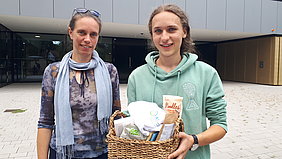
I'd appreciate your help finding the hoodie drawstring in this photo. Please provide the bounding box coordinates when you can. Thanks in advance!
[152,67,181,101]
[176,70,181,96]
[151,65,157,102]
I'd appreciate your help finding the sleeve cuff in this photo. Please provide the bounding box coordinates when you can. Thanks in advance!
[38,123,54,129]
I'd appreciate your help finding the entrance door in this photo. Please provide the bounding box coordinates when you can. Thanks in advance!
[112,38,147,83]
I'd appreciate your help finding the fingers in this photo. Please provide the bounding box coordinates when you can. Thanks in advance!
[167,148,187,159]
[167,132,191,159]
[168,151,187,159]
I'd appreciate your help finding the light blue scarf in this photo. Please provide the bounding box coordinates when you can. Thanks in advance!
[54,50,112,157]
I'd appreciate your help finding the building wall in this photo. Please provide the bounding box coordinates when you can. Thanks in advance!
[279,37,282,85]
[1,0,282,85]
[217,35,282,85]
[278,3,282,33]
[0,0,281,34]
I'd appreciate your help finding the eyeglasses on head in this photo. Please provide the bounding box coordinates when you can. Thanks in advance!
[72,8,101,18]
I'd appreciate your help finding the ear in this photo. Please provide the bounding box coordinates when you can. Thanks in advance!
[68,27,73,40]
[183,29,187,39]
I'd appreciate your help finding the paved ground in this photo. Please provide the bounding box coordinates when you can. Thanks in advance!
[0,81,281,159]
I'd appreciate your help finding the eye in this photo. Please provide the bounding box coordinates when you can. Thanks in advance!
[90,32,98,37]
[154,28,162,34]
[168,27,177,32]
[77,30,86,36]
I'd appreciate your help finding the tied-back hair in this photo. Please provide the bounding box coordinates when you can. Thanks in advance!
[148,4,195,54]
[69,11,102,33]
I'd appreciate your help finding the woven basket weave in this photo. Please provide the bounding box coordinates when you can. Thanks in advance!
[106,110,184,159]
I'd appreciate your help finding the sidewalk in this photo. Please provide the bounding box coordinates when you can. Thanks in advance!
[0,81,281,159]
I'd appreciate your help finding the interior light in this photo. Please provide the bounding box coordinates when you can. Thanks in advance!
[52,41,61,45]
[35,35,40,38]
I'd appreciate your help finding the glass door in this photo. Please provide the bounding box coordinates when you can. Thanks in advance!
[112,38,147,83]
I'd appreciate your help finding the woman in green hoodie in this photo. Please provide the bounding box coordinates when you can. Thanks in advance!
[127,4,227,159]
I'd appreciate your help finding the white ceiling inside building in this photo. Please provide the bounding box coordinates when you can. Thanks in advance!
[0,14,264,42]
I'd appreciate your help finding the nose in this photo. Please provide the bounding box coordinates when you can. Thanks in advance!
[161,31,169,41]
[84,34,91,43]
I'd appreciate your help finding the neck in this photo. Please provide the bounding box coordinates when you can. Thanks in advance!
[72,52,92,63]
[156,54,182,72]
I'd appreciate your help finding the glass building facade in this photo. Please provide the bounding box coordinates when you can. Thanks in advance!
[0,22,217,87]
[0,23,149,86]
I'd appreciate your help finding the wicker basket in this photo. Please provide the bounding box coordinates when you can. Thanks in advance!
[106,110,184,159]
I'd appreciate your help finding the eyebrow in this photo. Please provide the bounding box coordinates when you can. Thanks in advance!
[76,29,98,33]
[167,24,178,28]
[76,29,85,32]
[153,25,178,29]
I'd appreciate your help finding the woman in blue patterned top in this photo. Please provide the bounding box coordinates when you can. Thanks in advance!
[37,8,121,159]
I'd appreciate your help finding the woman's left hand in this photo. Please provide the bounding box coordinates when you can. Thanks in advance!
[167,132,194,159]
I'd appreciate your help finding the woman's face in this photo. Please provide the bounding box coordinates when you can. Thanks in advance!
[68,17,99,59]
[151,11,186,58]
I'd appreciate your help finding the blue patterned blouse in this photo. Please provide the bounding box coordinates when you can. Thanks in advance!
[38,61,121,158]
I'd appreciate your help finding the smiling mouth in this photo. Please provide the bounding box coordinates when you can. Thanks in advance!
[160,43,173,47]
[81,45,92,49]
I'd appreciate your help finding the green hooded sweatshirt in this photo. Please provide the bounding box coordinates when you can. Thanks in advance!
[127,51,227,159]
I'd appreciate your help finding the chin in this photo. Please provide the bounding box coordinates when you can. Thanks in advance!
[80,49,94,55]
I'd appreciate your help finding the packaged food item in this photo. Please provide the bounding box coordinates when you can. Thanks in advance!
[157,124,175,141]
[114,117,134,137]
[149,131,159,141]
[120,124,147,140]
[163,95,183,117]
[156,111,178,141]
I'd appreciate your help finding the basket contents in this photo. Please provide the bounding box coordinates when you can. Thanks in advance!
[114,101,180,141]
[120,123,147,140]
[156,110,179,141]
[163,95,183,117]
[106,99,184,159]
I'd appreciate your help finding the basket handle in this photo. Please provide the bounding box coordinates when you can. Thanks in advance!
[172,118,184,139]
[108,110,127,136]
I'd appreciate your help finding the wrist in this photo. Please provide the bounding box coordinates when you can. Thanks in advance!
[189,134,199,151]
